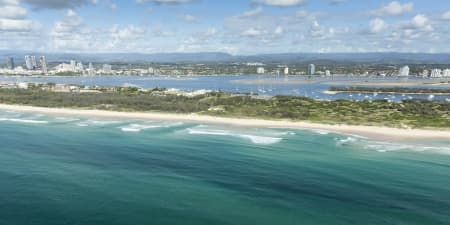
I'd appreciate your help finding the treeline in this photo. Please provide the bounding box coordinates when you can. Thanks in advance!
[0,88,449,129]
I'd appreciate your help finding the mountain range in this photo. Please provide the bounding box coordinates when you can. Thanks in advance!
[1,51,450,64]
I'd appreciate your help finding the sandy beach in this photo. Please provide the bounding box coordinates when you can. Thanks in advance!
[0,103,449,141]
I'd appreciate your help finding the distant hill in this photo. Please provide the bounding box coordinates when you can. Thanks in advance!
[1,51,450,64]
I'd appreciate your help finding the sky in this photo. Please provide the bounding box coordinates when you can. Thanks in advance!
[0,0,450,54]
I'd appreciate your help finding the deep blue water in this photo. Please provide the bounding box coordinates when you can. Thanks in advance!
[0,110,449,225]
[1,75,449,102]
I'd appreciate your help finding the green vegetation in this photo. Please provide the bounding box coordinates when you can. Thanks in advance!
[0,87,449,129]
[329,86,450,94]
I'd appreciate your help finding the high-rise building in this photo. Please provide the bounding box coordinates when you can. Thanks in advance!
[31,56,37,69]
[39,56,48,74]
[70,60,77,71]
[88,63,95,76]
[422,70,429,78]
[398,66,410,77]
[430,69,442,78]
[284,67,289,75]
[148,67,155,75]
[256,67,265,74]
[7,57,14,70]
[25,55,33,70]
[443,69,450,77]
[103,64,112,74]
[76,62,84,71]
[308,64,315,75]
[325,70,331,76]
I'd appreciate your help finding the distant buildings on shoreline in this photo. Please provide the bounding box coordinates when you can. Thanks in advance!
[1,55,450,78]
[308,64,315,75]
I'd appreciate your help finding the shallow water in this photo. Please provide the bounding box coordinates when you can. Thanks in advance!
[0,109,449,225]
[1,75,449,102]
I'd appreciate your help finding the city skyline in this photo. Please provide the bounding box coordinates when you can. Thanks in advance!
[0,0,450,54]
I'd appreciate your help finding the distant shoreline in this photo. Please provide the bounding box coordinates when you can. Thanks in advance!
[0,104,449,141]
[324,90,450,95]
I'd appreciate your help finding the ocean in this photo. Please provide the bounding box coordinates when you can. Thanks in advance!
[0,109,449,225]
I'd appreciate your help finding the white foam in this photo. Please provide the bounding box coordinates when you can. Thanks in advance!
[0,118,48,124]
[121,124,162,132]
[54,117,81,123]
[120,122,184,132]
[76,119,121,127]
[335,137,358,145]
[335,136,450,155]
[186,127,282,145]
[312,129,330,135]
[363,142,450,154]
[239,134,282,144]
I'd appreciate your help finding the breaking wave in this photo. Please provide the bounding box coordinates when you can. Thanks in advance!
[120,122,184,132]
[186,126,283,144]
[0,118,49,124]
[335,135,450,154]
[76,119,122,127]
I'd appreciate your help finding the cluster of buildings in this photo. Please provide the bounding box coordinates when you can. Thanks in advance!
[397,65,450,78]
[1,55,111,76]
[1,55,162,76]
[2,55,450,78]
[425,69,450,78]
[55,60,97,76]
[24,55,48,74]
[2,55,48,75]
[256,64,331,76]
[256,66,290,75]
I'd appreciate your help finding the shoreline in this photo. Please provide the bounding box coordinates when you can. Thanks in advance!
[323,90,450,95]
[0,104,449,141]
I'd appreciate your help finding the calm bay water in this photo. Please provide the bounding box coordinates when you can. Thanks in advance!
[0,110,449,225]
[1,75,450,102]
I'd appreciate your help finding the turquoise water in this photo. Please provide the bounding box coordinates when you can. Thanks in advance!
[0,110,449,225]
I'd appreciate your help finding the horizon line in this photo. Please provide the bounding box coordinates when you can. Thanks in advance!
[2,51,450,56]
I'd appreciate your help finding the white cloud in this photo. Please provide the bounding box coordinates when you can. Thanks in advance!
[409,14,433,31]
[0,0,20,5]
[241,27,265,37]
[22,0,94,9]
[441,11,450,20]
[0,18,33,31]
[274,26,284,35]
[310,20,335,40]
[136,0,194,4]
[152,28,175,37]
[411,14,427,27]
[330,0,348,5]
[178,14,198,23]
[110,3,117,11]
[0,0,34,32]
[372,1,413,16]
[369,18,386,33]
[252,0,305,7]
[110,25,145,40]
[203,28,217,36]
[241,7,264,17]
[52,10,83,34]
[0,6,27,19]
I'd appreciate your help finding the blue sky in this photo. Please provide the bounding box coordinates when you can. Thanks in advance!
[1,0,450,54]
